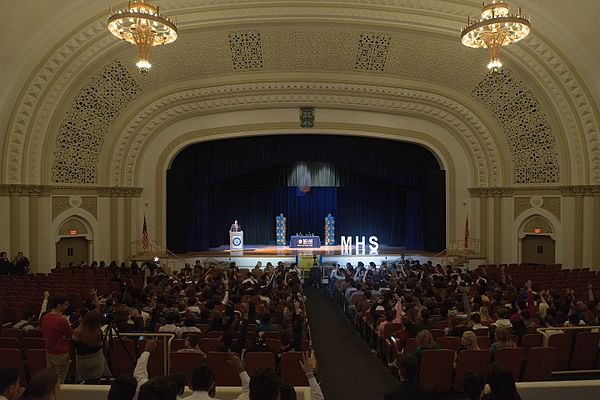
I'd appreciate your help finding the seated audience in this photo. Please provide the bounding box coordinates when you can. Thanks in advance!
[138,377,178,400]
[384,354,434,400]
[176,317,202,338]
[460,331,481,351]
[464,371,485,400]
[177,334,207,357]
[483,363,521,400]
[489,327,516,354]
[412,330,440,363]
[108,376,137,400]
[22,368,59,400]
[0,367,24,400]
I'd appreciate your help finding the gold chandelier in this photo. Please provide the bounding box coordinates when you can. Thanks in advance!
[108,1,178,74]
[460,1,531,72]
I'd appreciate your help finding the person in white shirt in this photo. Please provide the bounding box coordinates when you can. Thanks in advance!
[230,220,242,232]
[177,335,207,358]
[159,313,179,334]
[0,367,24,400]
[176,317,202,338]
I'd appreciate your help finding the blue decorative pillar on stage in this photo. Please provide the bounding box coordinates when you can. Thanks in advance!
[276,213,287,246]
[324,213,335,246]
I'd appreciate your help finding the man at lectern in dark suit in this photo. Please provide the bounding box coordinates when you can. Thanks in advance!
[230,220,241,232]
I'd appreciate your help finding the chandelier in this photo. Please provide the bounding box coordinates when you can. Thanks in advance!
[108,1,178,74]
[460,1,531,72]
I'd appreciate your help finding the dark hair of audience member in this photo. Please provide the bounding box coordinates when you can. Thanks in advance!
[396,353,419,381]
[191,365,215,393]
[0,367,20,398]
[486,363,520,400]
[25,368,59,400]
[279,382,297,400]
[250,368,281,400]
[107,375,137,400]
[168,372,186,396]
[186,334,200,348]
[50,294,69,309]
[138,376,178,400]
[464,371,485,400]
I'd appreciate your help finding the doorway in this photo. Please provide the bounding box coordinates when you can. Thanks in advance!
[522,235,555,265]
[56,237,88,267]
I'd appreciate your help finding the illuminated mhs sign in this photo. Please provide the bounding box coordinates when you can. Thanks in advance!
[341,236,379,254]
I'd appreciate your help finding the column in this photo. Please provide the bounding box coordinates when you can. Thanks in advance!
[111,195,119,262]
[124,197,132,259]
[9,192,20,258]
[29,194,39,272]
[494,194,502,264]
[479,196,488,259]
[574,193,584,268]
[594,194,600,268]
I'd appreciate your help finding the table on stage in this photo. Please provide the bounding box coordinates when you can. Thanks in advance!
[289,235,321,248]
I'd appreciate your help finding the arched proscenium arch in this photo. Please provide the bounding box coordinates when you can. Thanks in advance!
[149,124,459,248]
[3,0,597,186]
[105,82,505,188]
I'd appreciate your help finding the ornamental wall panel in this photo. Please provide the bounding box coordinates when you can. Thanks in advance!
[472,69,560,184]
[51,61,142,184]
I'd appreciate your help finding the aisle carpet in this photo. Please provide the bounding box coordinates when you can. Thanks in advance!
[304,287,400,400]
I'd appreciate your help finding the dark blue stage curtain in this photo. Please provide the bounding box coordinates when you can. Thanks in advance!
[167,135,445,253]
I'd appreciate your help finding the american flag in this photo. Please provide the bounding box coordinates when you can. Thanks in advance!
[142,215,149,251]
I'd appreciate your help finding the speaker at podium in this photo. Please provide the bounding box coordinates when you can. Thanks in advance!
[230,231,244,250]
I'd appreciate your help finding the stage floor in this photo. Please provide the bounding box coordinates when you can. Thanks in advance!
[177,244,437,257]
[174,244,441,267]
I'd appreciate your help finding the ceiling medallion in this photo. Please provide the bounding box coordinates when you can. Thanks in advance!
[461,1,531,72]
[108,1,178,74]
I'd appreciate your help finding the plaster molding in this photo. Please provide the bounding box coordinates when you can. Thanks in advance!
[151,123,458,247]
[470,185,600,197]
[514,34,600,184]
[58,218,89,236]
[109,82,501,188]
[513,197,531,220]
[2,0,600,191]
[52,196,71,221]
[541,197,561,222]
[0,184,142,197]
[3,0,597,189]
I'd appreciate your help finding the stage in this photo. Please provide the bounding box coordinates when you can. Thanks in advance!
[175,244,442,268]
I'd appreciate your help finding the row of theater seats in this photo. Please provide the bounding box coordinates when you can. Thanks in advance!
[335,281,600,393]
[0,272,124,324]
[476,263,600,294]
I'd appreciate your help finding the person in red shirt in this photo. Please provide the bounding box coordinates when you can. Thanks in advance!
[41,294,72,383]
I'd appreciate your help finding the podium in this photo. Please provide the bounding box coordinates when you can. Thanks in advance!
[229,231,244,251]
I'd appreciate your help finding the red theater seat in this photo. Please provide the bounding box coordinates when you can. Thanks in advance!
[244,352,276,377]
[548,333,573,371]
[494,347,524,381]
[207,352,241,386]
[25,349,47,378]
[170,352,207,384]
[419,349,454,392]
[570,332,599,370]
[437,336,461,351]
[281,352,309,386]
[522,347,555,381]
[454,350,491,392]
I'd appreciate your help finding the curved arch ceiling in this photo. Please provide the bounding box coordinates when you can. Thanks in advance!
[1,0,599,186]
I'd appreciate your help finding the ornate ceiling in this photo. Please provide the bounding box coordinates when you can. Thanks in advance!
[1,0,599,188]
